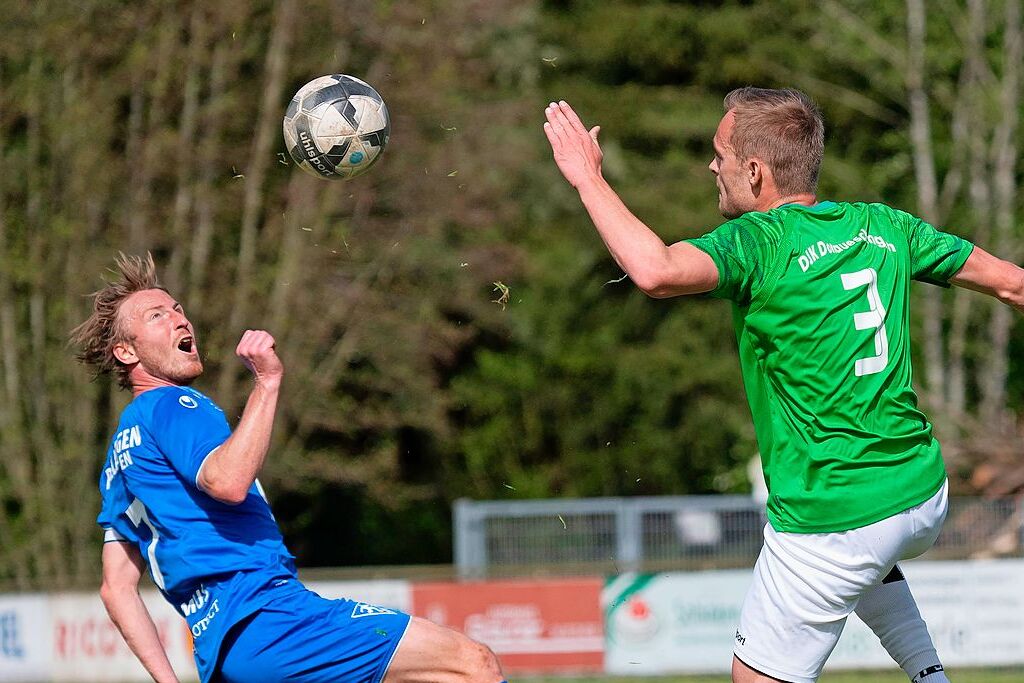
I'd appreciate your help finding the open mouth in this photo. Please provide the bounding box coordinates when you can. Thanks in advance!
[177,336,195,354]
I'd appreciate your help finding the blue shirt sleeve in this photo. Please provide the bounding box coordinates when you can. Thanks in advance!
[149,390,231,486]
[97,490,115,530]
[96,469,141,543]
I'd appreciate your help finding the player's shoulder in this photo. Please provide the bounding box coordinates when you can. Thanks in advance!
[841,201,918,229]
[727,209,788,248]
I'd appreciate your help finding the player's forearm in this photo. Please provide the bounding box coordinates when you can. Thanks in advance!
[950,246,1024,313]
[199,380,280,504]
[575,176,677,293]
[100,585,179,683]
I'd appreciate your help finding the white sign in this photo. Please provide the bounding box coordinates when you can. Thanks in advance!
[603,570,748,674]
[0,579,413,683]
[0,594,51,682]
[49,592,197,682]
[604,559,1024,675]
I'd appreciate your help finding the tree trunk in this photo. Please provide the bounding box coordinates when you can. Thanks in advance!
[979,0,1021,429]
[165,5,207,294]
[218,0,297,404]
[905,0,946,410]
[188,41,231,314]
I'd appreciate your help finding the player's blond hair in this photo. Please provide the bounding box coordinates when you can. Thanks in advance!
[71,253,164,390]
[723,87,824,195]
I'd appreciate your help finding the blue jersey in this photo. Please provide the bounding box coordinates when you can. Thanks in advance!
[97,386,297,682]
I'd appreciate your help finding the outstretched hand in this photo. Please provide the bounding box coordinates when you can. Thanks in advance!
[236,330,283,388]
[543,100,603,189]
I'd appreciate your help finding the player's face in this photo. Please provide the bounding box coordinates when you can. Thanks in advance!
[115,289,203,386]
[708,110,755,219]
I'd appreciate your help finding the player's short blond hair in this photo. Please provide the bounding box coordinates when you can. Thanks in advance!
[723,87,824,195]
[71,253,164,390]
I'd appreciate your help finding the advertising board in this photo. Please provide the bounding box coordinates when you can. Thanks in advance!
[49,592,196,682]
[0,594,51,683]
[604,559,1024,675]
[413,578,604,674]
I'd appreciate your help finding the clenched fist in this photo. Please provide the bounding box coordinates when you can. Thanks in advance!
[236,330,283,389]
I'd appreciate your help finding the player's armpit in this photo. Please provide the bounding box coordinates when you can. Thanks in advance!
[638,241,720,299]
[949,246,1024,312]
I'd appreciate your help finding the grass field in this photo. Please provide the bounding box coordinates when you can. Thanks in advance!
[525,670,1024,683]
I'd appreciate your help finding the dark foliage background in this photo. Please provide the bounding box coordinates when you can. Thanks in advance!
[0,0,1020,588]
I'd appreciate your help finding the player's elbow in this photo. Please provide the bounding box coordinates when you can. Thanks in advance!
[999,268,1024,311]
[197,464,249,505]
[219,490,249,506]
[631,267,686,299]
[643,282,683,299]
[99,581,117,609]
[99,577,135,611]
[629,265,672,298]
[203,481,249,506]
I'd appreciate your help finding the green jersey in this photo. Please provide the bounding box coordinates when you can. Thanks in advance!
[687,201,973,533]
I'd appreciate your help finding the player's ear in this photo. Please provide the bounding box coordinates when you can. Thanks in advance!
[112,341,138,365]
[747,157,765,191]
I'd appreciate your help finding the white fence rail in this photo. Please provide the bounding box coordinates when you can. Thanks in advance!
[454,495,1024,578]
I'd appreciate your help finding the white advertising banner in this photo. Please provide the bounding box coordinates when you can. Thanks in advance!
[0,580,411,683]
[604,559,1024,675]
[306,579,411,612]
[49,592,197,682]
[0,594,51,682]
[603,569,747,674]
[868,559,1024,667]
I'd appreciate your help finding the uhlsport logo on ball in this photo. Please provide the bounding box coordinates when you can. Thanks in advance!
[283,74,390,180]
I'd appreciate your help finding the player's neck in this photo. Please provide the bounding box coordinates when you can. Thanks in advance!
[129,370,184,398]
[761,192,817,212]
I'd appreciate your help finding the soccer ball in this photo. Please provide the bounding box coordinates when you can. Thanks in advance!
[282,74,390,180]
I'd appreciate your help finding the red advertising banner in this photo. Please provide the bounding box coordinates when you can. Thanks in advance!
[411,578,604,674]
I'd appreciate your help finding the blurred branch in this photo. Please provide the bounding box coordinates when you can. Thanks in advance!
[763,63,902,126]
[820,0,907,72]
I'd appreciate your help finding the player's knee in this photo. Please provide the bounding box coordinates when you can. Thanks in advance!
[458,637,502,682]
[476,642,502,681]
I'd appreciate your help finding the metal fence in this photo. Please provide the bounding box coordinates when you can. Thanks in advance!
[453,494,1024,578]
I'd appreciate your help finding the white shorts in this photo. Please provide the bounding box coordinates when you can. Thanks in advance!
[734,480,948,683]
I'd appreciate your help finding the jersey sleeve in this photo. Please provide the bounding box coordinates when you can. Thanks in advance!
[97,492,124,539]
[96,475,140,543]
[906,214,974,286]
[97,495,115,532]
[149,391,231,486]
[684,216,778,304]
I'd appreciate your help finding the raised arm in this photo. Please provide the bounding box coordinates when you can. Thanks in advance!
[196,330,283,504]
[100,541,180,683]
[543,101,718,298]
[950,246,1024,311]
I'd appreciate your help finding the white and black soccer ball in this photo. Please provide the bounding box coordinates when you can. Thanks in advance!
[283,74,390,180]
